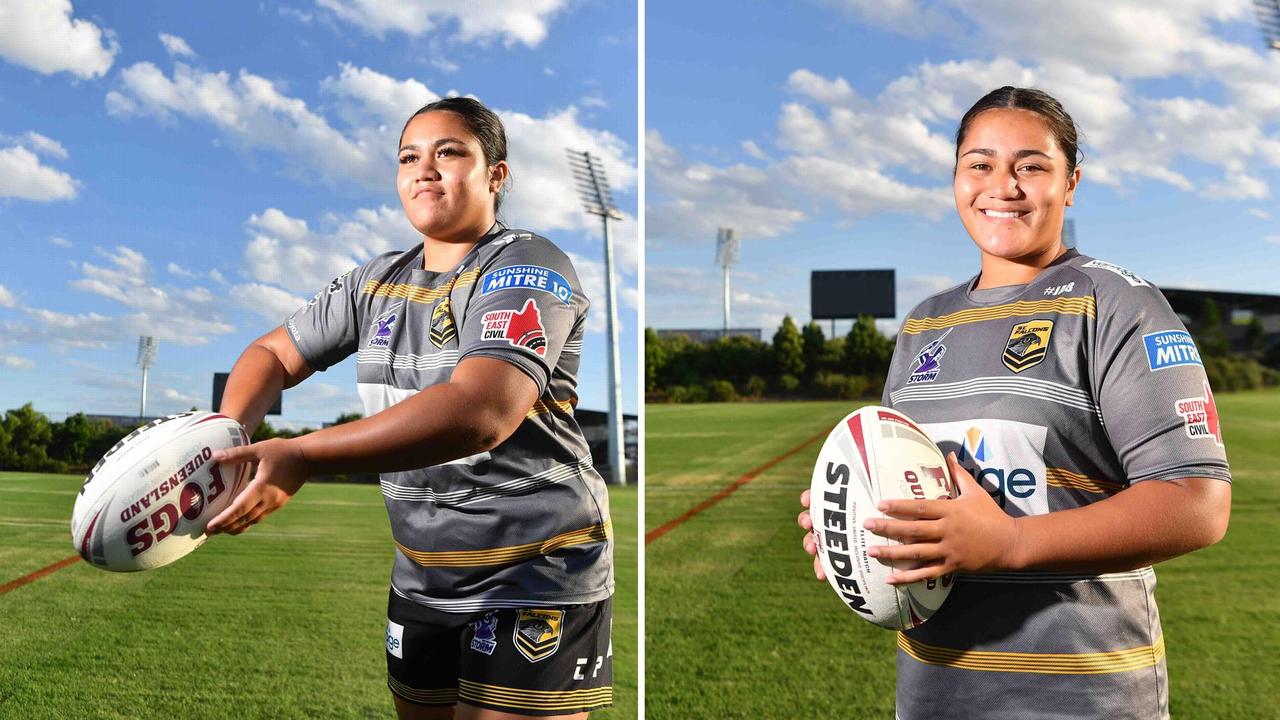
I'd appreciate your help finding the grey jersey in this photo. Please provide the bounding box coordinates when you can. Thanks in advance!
[286,226,612,613]
[883,250,1229,720]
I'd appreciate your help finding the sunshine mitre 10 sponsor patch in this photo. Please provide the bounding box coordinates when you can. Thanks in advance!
[1143,330,1202,371]
[481,298,548,356]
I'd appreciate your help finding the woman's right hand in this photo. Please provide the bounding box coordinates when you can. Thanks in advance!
[798,489,826,581]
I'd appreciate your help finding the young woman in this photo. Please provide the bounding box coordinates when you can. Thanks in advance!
[208,97,614,720]
[799,86,1231,719]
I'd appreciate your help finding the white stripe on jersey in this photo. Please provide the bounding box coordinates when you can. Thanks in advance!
[390,582,581,611]
[959,567,1154,584]
[356,348,459,371]
[890,376,1100,418]
[355,382,489,466]
[381,456,594,507]
[562,340,583,355]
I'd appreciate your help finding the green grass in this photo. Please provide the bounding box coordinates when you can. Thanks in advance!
[645,392,1280,719]
[0,477,636,719]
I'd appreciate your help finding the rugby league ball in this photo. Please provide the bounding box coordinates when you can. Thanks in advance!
[809,406,956,629]
[71,412,250,572]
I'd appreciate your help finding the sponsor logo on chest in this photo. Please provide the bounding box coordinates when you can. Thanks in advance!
[920,419,1050,517]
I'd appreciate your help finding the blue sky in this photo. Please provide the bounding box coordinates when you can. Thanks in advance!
[646,0,1280,336]
[0,0,638,427]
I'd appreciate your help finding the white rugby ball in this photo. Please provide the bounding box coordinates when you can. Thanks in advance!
[71,412,250,572]
[810,406,956,629]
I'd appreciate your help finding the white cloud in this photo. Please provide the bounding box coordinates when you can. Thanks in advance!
[646,130,806,244]
[741,140,769,161]
[161,387,202,406]
[0,284,16,307]
[108,63,636,239]
[1202,172,1269,200]
[230,283,307,322]
[167,262,196,278]
[787,68,860,108]
[1266,235,1280,246]
[1249,208,1271,220]
[209,269,227,284]
[242,205,414,294]
[645,265,800,332]
[1,354,35,370]
[316,0,569,46]
[0,0,117,78]
[0,144,78,201]
[780,155,952,218]
[50,236,72,247]
[158,32,195,58]
[22,131,68,159]
[829,0,955,38]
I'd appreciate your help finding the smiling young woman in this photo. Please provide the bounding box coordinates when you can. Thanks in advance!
[207,97,614,720]
[800,86,1231,720]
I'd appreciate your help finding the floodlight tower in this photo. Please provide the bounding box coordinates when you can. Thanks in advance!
[567,149,627,485]
[716,228,740,336]
[136,336,158,420]
[1255,0,1280,50]
[1061,218,1077,249]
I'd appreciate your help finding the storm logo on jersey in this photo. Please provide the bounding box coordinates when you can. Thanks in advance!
[908,328,952,384]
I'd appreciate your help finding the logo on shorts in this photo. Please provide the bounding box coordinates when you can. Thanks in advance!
[481,298,548,356]
[1003,319,1054,373]
[386,619,405,659]
[908,328,952,384]
[470,611,498,656]
[514,609,563,662]
[429,296,456,348]
[1174,380,1223,447]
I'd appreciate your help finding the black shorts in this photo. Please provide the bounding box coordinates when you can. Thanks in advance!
[385,590,613,716]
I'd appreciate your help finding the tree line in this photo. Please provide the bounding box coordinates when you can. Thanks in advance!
[0,407,362,474]
[646,298,1279,403]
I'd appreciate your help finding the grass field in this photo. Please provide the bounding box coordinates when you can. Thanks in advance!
[645,391,1280,719]
[0,477,636,719]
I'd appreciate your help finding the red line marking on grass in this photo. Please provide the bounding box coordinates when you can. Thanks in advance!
[645,429,829,545]
[0,555,81,596]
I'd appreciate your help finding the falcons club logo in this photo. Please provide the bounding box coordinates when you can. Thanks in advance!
[481,298,547,356]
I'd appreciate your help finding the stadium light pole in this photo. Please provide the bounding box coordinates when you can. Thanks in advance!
[716,228,739,337]
[136,336,158,420]
[1061,218,1076,249]
[1255,0,1280,49]
[567,149,627,485]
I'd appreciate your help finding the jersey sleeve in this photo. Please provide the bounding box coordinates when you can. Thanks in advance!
[1088,276,1231,484]
[284,265,364,372]
[457,239,585,394]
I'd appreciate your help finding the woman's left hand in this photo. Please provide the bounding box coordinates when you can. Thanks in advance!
[206,438,312,535]
[864,452,1020,584]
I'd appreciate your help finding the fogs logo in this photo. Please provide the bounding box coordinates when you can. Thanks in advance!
[923,419,1049,517]
[908,328,951,384]
[481,299,547,356]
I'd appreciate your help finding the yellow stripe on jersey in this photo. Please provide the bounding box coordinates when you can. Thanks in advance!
[387,675,459,705]
[901,296,1096,335]
[527,397,575,419]
[1046,467,1125,495]
[897,633,1165,675]
[362,268,482,304]
[396,521,612,568]
[458,680,613,711]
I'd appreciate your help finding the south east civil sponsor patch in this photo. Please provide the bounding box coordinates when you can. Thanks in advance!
[480,265,573,304]
[1143,330,1202,371]
[481,298,548,356]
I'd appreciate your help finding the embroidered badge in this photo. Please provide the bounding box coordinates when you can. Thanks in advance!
[481,298,548,356]
[470,611,498,656]
[514,609,563,662]
[429,296,456,348]
[1003,319,1054,373]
